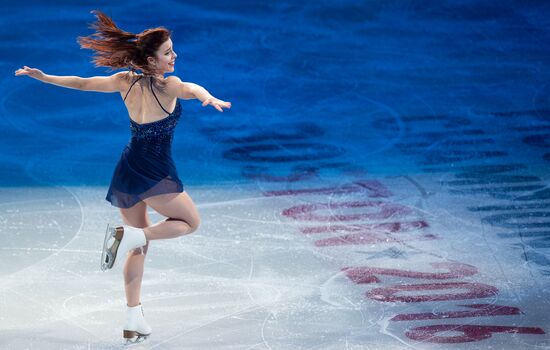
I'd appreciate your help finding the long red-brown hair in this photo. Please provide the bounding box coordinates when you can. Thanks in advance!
[77,10,171,91]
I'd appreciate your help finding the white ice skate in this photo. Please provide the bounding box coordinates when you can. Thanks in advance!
[123,303,152,345]
[101,224,147,271]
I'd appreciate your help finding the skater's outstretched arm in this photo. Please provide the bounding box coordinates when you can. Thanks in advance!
[168,76,231,113]
[14,66,125,93]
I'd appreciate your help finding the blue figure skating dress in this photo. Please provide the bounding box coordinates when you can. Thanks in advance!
[106,75,184,208]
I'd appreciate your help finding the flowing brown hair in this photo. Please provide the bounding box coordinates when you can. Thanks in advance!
[77,10,171,91]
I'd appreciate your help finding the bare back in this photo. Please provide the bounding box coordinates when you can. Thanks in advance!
[120,71,178,125]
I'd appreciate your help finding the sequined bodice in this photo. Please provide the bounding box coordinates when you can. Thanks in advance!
[123,74,183,157]
[129,100,182,138]
[128,100,182,157]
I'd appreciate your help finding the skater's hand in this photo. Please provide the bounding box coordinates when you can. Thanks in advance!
[201,97,231,112]
[14,66,46,80]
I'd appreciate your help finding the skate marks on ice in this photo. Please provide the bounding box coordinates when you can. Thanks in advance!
[369,106,550,277]
[2,109,549,348]
[197,92,549,347]
[0,186,84,278]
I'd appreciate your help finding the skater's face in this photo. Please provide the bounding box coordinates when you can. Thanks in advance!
[148,38,177,74]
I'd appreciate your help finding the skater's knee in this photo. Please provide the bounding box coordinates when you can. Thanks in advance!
[166,216,200,235]
[187,215,200,233]
[188,218,200,234]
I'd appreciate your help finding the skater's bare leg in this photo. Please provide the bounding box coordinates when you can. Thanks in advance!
[123,242,150,307]
[119,201,151,307]
[118,192,200,306]
[142,192,200,240]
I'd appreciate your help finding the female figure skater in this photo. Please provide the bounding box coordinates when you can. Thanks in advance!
[14,10,231,344]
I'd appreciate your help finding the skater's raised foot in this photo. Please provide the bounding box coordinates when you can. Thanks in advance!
[101,224,147,271]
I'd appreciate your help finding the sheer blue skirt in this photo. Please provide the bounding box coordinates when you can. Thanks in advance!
[105,139,184,208]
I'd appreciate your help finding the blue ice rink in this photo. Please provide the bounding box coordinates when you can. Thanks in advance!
[2,1,550,349]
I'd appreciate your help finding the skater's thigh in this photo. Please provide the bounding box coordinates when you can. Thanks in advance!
[119,200,151,228]
[143,192,200,228]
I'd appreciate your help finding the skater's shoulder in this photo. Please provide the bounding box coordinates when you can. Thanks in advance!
[164,74,182,88]
[165,75,196,100]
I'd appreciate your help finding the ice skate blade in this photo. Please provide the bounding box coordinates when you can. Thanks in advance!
[124,336,147,345]
[100,224,123,271]
[123,330,149,345]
